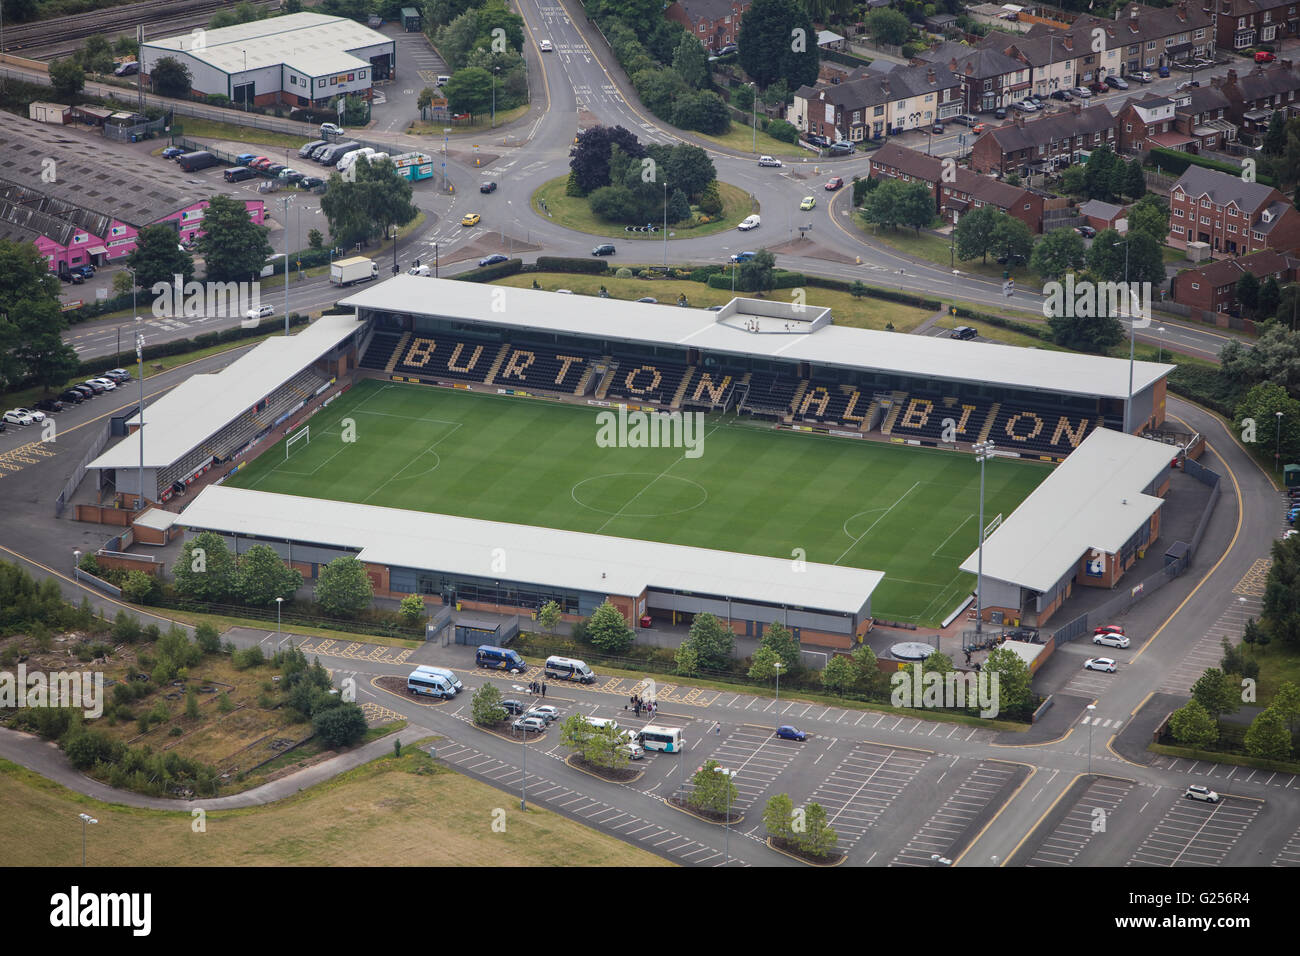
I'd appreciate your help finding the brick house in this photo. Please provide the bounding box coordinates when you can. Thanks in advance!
[1170,249,1298,313]
[1212,62,1300,142]
[1078,199,1130,231]
[664,0,751,53]
[868,142,1047,232]
[969,103,1118,177]
[1168,165,1300,257]
[1213,0,1300,53]
[1117,95,1195,152]
[913,42,1031,113]
[791,64,963,142]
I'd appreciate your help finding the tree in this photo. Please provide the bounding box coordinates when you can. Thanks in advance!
[1234,382,1300,471]
[1237,272,1261,317]
[1031,226,1086,280]
[1219,325,1300,393]
[898,181,936,233]
[666,145,716,200]
[173,531,236,602]
[738,248,777,294]
[632,67,690,122]
[821,654,857,695]
[672,33,709,89]
[1243,706,1293,760]
[398,594,426,625]
[1086,228,1164,286]
[185,685,200,719]
[537,600,562,634]
[698,180,723,216]
[1272,681,1300,735]
[49,58,85,101]
[1264,109,1288,157]
[1167,699,1218,749]
[1124,158,1147,202]
[193,194,273,283]
[667,188,691,224]
[736,0,819,91]
[759,621,799,672]
[194,622,221,654]
[748,645,782,682]
[444,67,494,118]
[127,224,196,292]
[0,253,79,391]
[953,205,1000,262]
[733,83,754,112]
[114,36,138,58]
[588,600,634,653]
[320,156,418,248]
[990,214,1032,265]
[688,759,739,816]
[151,56,193,98]
[1258,276,1282,321]
[560,714,626,769]
[1127,194,1168,244]
[867,7,911,45]
[234,544,302,606]
[80,35,115,74]
[1082,145,1119,201]
[569,125,647,195]
[686,612,733,670]
[470,682,507,725]
[852,175,878,207]
[674,640,700,676]
[1190,668,1240,729]
[849,644,882,698]
[862,177,909,231]
[312,702,368,747]
[763,792,795,842]
[672,91,730,134]
[120,570,156,605]
[983,645,1033,717]
[796,801,837,857]
[1061,165,1086,196]
[314,556,373,617]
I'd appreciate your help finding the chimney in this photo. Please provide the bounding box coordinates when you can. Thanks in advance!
[1227,68,1237,81]
[1282,59,1294,70]
[1071,101,1083,114]
[1176,0,1187,20]
[1129,3,1138,17]
[1063,35,1073,51]
[928,67,936,85]
[1015,114,1025,128]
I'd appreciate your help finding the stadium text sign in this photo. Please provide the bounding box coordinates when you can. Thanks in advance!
[595,404,705,459]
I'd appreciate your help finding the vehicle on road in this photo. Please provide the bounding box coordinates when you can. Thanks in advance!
[407,669,457,698]
[949,326,977,340]
[799,196,816,210]
[775,725,806,741]
[544,655,595,683]
[1185,784,1220,803]
[931,122,944,133]
[513,716,547,733]
[460,213,481,227]
[245,304,274,322]
[477,645,527,672]
[320,122,344,137]
[1094,624,1125,636]
[951,114,978,126]
[994,106,1008,119]
[730,251,756,263]
[972,123,987,134]
[738,214,761,230]
[1089,81,1107,94]
[591,243,616,256]
[1130,70,1152,82]
[1084,657,1117,673]
[635,725,683,752]
[330,256,379,287]
[1158,65,1171,76]
[827,141,854,155]
[540,39,553,51]
[480,181,497,193]
[825,176,844,190]
[1256,50,1276,63]
[1093,632,1131,649]
[757,155,782,167]
[478,254,509,268]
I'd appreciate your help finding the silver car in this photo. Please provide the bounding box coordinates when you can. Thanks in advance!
[513,716,546,733]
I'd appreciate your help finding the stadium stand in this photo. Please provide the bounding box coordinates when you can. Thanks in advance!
[793,382,877,428]
[679,367,736,411]
[359,330,403,371]
[493,346,601,394]
[390,334,500,384]
[739,370,803,418]
[605,359,691,406]
[985,401,1102,458]
[889,393,995,443]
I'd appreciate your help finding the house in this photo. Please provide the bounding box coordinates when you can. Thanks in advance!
[1212,62,1300,143]
[817,30,846,52]
[913,42,1031,113]
[1117,95,1194,152]
[868,142,1047,232]
[1078,199,1130,231]
[1170,249,1298,314]
[1171,85,1237,152]
[998,31,1084,99]
[791,64,964,142]
[1168,165,1300,258]
[664,0,752,53]
[925,13,959,34]
[1212,0,1300,54]
[969,103,1118,177]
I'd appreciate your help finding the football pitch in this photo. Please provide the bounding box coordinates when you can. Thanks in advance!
[228,380,1048,626]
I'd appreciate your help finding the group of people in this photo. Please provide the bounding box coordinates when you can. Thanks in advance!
[629,694,655,718]
[528,680,548,697]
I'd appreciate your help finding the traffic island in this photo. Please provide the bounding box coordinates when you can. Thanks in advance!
[530,176,754,240]
[373,674,448,706]
[765,837,847,867]
[564,753,643,784]
[665,796,745,827]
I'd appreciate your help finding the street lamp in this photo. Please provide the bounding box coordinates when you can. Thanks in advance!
[79,813,97,866]
[520,715,528,811]
[282,196,292,332]
[123,266,138,360]
[951,269,959,318]
[491,66,499,129]
[1277,411,1284,473]
[773,660,784,702]
[135,328,145,511]
[973,440,995,635]
[1157,325,1166,363]
[750,81,758,154]
[1086,702,1096,774]
[389,223,400,277]
[1115,236,1135,433]
[442,128,450,190]
[276,596,284,646]
[73,549,81,582]
[713,765,737,865]
[242,50,248,111]
[662,180,669,267]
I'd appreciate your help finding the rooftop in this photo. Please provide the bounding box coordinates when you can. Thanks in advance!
[178,486,884,616]
[1171,164,1279,211]
[340,277,1173,401]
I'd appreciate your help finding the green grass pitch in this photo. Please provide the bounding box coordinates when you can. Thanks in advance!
[228,380,1048,626]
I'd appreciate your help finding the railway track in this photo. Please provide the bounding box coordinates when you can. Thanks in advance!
[0,0,276,59]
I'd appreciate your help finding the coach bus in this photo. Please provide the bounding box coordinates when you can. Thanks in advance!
[636,725,684,753]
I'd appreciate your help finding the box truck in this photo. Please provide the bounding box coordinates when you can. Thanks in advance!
[330,256,378,286]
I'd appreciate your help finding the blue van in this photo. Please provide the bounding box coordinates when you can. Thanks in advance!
[476,645,526,673]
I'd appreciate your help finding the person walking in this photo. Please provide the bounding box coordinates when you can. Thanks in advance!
[541,681,547,698]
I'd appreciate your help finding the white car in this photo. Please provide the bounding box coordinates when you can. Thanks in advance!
[1015,99,1039,112]
[3,409,35,426]
[1130,70,1152,83]
[621,741,645,760]
[1093,632,1130,649]
[1073,86,1092,98]
[757,155,782,167]
[539,39,553,51]
[88,378,117,391]
[320,122,344,137]
[530,704,560,721]
[246,304,275,320]
[13,407,45,424]
[737,214,761,231]
[1084,657,1117,673]
[1185,784,1220,803]
[512,716,546,733]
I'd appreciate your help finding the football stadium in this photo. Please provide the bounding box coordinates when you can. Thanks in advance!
[88,277,1175,648]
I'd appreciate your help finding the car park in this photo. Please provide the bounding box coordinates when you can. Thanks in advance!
[730,251,756,262]
[950,326,977,340]
[775,725,806,741]
[1093,632,1130,649]
[479,181,497,193]
[320,122,344,137]
[757,155,782,167]
[59,390,85,404]
[737,214,761,231]
[460,212,481,227]
[591,243,615,256]
[512,716,547,733]
[799,196,816,210]
[540,38,553,51]
[1084,657,1117,673]
[825,176,844,190]
[1185,784,1220,803]
[1130,70,1152,83]
[478,254,508,268]
[3,409,35,426]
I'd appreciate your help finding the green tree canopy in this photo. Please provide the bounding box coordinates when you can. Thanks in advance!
[172,531,236,602]
[128,223,196,292]
[688,759,739,815]
[1243,706,1292,760]
[314,556,373,617]
[672,33,709,88]
[194,194,273,283]
[151,56,193,98]
[953,205,1000,262]
[821,654,857,695]
[686,612,734,670]
[471,682,507,725]
[234,544,302,606]
[1031,226,1086,280]
[1167,698,1218,749]
[588,600,634,653]
[736,0,819,90]
[312,702,368,747]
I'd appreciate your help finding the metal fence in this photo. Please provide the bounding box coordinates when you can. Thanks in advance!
[102,115,168,142]
[54,426,109,516]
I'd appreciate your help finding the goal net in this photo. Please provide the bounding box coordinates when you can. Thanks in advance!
[285,425,310,461]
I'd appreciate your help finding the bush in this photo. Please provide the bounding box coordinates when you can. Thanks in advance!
[767,119,799,144]
[453,258,523,283]
[313,703,368,748]
[615,267,633,278]
[535,256,610,274]
[232,645,266,670]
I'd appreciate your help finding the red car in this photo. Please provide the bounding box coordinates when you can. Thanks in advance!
[825,176,844,191]
[1094,624,1125,636]
[250,157,272,170]
[1256,50,1276,63]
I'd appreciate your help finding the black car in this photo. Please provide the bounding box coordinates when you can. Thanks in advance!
[59,390,85,404]
[994,107,1008,119]
[298,176,324,189]
[480,181,497,193]
[34,398,64,413]
[71,385,95,399]
[592,243,615,256]
[1050,89,1072,100]
[502,699,526,715]
[224,167,256,183]
[81,381,105,394]
[996,253,1027,265]
[950,326,978,340]
[60,271,85,284]
[478,254,509,268]
[805,134,829,148]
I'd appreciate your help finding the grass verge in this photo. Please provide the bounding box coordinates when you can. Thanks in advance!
[691,123,811,158]
[169,116,308,151]
[407,105,530,136]
[531,176,755,241]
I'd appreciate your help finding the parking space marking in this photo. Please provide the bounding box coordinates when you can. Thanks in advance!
[1025,778,1136,866]
[681,726,802,811]
[1127,795,1262,867]
[891,760,1018,866]
[1272,825,1300,866]
[1159,595,1262,695]
[800,742,932,853]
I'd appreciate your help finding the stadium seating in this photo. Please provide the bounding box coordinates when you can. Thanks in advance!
[605,359,691,407]
[740,370,802,417]
[680,368,736,411]
[493,346,601,394]
[358,331,404,371]
[792,382,876,428]
[390,334,499,384]
[889,393,994,443]
[986,402,1101,457]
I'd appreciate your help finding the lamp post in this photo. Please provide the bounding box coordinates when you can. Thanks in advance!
[1277,411,1284,473]
[123,266,138,360]
[442,127,450,190]
[135,328,145,510]
[773,660,784,702]
[242,50,248,111]
[951,269,959,318]
[73,549,81,582]
[973,440,995,635]
[662,180,669,267]
[390,223,399,276]
[1157,325,1166,363]
[276,596,284,647]
[1086,702,1096,774]
[731,255,737,292]
[282,196,292,332]
[520,719,528,811]
[750,81,757,154]
[1116,236,1135,434]
[491,66,499,128]
[79,813,97,866]
[714,765,736,865]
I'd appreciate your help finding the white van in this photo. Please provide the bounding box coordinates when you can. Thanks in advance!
[436,75,451,87]
[407,669,457,698]
[414,665,462,693]
[544,655,595,684]
[583,716,618,732]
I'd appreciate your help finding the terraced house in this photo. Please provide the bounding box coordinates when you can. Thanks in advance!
[1212,62,1300,142]
[790,64,963,142]
[1167,165,1300,258]
[912,43,1030,113]
[968,104,1118,178]
[1117,86,1235,153]
[1213,0,1300,52]
[1170,249,1298,315]
[663,0,752,54]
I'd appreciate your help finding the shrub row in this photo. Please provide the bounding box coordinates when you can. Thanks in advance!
[452,258,524,282]
[78,313,310,379]
[1147,146,1275,186]
[534,256,610,274]
[705,269,805,291]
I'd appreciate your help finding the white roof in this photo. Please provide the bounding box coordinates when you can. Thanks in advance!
[89,313,360,470]
[179,486,884,615]
[959,429,1173,592]
[340,277,1171,401]
[817,30,845,43]
[142,12,385,77]
[133,507,179,531]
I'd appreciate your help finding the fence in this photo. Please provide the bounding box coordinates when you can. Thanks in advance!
[55,426,109,516]
[102,114,167,143]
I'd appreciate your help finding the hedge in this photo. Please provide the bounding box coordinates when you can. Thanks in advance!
[535,256,610,274]
[1147,146,1275,187]
[953,306,1054,341]
[452,258,524,282]
[705,269,804,290]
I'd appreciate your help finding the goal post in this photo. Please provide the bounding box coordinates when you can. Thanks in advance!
[285,425,310,461]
